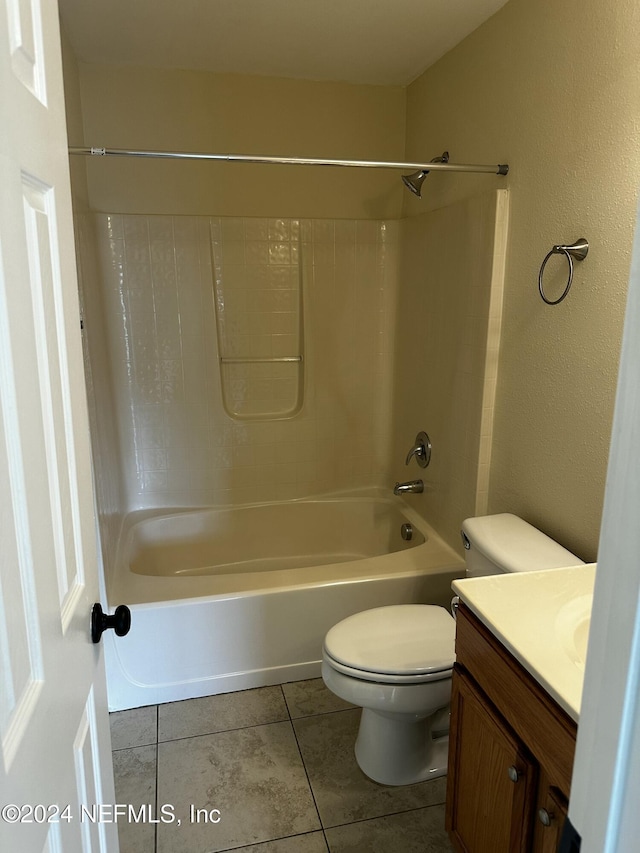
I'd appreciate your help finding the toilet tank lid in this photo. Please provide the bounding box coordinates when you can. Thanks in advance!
[461,513,583,572]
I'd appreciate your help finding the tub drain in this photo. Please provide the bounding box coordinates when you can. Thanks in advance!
[400,523,413,541]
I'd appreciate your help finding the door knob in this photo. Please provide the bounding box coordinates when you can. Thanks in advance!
[91,603,131,644]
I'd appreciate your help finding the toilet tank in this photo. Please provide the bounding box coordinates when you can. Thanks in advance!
[461,513,583,578]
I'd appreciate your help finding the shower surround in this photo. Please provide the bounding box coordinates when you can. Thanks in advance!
[89,214,397,511]
[75,191,508,709]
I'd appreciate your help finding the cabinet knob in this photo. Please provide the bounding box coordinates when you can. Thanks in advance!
[538,808,554,827]
[507,765,521,783]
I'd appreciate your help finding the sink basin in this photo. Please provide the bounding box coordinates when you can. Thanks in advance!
[452,564,597,720]
[555,592,593,669]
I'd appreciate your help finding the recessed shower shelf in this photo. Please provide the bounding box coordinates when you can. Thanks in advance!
[219,356,303,364]
[212,215,305,419]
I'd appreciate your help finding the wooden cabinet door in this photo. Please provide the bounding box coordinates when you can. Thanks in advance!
[531,777,568,853]
[446,667,537,853]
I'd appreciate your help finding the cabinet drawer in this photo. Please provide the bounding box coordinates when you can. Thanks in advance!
[455,604,577,793]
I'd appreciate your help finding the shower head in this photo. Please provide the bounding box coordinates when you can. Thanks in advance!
[401,170,428,197]
[401,151,450,198]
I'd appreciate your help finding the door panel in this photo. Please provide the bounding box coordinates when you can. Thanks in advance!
[0,1,118,850]
[6,0,47,102]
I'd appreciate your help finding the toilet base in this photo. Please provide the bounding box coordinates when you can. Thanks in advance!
[354,707,449,786]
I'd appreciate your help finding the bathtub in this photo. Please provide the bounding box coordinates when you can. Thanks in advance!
[103,492,464,710]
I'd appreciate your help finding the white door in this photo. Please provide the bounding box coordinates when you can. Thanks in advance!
[0,1,118,851]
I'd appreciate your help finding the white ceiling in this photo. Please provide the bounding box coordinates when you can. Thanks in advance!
[58,0,509,87]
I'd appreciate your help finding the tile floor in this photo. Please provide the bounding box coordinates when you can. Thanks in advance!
[110,678,454,853]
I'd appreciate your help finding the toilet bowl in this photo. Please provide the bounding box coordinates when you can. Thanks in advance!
[321,513,583,787]
[321,604,455,786]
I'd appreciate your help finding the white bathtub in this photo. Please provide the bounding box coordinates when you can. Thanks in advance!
[104,493,464,710]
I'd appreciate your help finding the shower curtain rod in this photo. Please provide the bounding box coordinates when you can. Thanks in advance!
[68,146,509,175]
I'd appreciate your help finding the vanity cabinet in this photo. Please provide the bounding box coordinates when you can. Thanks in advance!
[445,604,576,853]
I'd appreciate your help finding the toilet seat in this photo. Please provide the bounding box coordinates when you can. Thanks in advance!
[323,604,455,685]
[323,653,453,685]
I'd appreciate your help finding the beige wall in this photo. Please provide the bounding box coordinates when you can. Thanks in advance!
[75,65,406,220]
[64,0,640,561]
[404,0,640,560]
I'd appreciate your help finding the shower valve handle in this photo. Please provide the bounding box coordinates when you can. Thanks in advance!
[405,431,432,468]
[91,603,131,644]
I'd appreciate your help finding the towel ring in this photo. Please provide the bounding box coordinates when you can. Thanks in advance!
[538,238,589,305]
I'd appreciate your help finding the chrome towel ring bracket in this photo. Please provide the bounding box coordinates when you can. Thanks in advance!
[538,238,589,305]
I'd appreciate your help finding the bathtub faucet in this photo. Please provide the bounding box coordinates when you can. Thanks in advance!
[393,479,424,495]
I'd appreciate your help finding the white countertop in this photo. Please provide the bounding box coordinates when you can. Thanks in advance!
[452,563,597,722]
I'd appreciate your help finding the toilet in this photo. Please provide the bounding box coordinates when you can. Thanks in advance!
[321,513,583,786]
